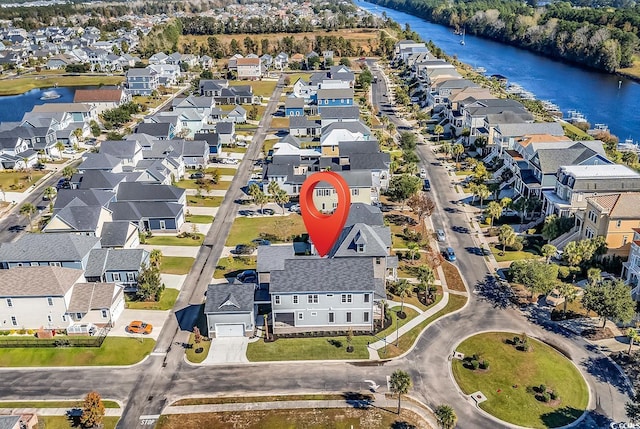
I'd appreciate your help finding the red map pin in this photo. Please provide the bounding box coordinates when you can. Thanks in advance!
[299,171,351,257]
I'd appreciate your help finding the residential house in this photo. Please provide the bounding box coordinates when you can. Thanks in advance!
[260,53,273,69]
[194,132,221,159]
[43,200,113,236]
[135,122,174,140]
[312,170,374,209]
[320,121,372,157]
[116,181,186,207]
[215,122,235,145]
[316,88,354,111]
[99,221,140,249]
[204,282,256,337]
[580,193,640,257]
[285,97,305,117]
[236,57,262,80]
[0,135,38,170]
[289,116,320,137]
[99,140,144,168]
[490,122,566,157]
[147,64,180,86]
[320,106,360,128]
[46,53,76,69]
[66,281,124,328]
[126,68,159,96]
[148,52,168,65]
[108,201,185,232]
[225,105,247,124]
[84,248,149,292]
[292,78,314,101]
[0,233,100,270]
[274,52,289,70]
[73,88,130,114]
[622,229,640,291]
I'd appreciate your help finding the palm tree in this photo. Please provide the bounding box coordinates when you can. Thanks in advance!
[406,242,420,263]
[476,184,490,208]
[557,282,578,319]
[485,201,503,228]
[628,328,639,354]
[61,166,77,180]
[433,124,444,142]
[273,188,290,215]
[451,143,464,163]
[20,203,36,230]
[267,180,280,197]
[500,197,512,213]
[498,224,516,254]
[587,267,602,286]
[254,190,269,214]
[416,265,435,302]
[43,186,56,201]
[434,404,457,429]
[441,141,452,159]
[541,244,557,264]
[150,249,163,269]
[389,369,412,414]
[55,141,65,159]
[395,279,411,320]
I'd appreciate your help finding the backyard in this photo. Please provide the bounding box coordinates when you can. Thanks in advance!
[225,215,306,245]
[187,195,224,207]
[160,256,195,275]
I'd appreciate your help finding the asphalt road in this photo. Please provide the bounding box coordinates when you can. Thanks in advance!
[0,70,630,429]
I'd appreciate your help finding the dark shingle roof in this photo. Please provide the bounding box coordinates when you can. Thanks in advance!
[48,201,103,232]
[204,282,255,314]
[257,245,295,273]
[0,233,99,262]
[100,221,136,248]
[109,201,183,221]
[84,248,148,278]
[330,224,390,258]
[99,140,140,159]
[270,257,377,294]
[116,182,184,202]
[345,203,384,227]
[320,106,360,120]
[78,153,121,171]
[53,189,114,211]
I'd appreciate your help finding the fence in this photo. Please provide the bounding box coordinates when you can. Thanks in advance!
[0,334,107,348]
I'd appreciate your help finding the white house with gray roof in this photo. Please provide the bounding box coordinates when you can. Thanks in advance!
[0,233,100,270]
[84,248,149,292]
[204,282,256,338]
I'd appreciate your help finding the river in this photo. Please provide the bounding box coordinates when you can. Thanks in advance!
[0,86,82,123]
[360,1,640,143]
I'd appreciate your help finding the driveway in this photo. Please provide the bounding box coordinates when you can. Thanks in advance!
[201,337,249,364]
[139,245,200,258]
[109,309,171,341]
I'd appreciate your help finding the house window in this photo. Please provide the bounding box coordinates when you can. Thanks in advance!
[50,262,61,267]
[10,316,17,326]
[298,312,304,320]
[101,310,108,318]
[159,220,166,230]
[375,257,381,265]
[357,244,364,253]
[617,220,622,228]
[76,313,82,319]
[352,188,359,196]
[328,312,335,323]
[585,227,595,239]
[47,297,54,306]
[341,294,352,303]
[47,315,52,323]
[308,294,318,304]
[364,311,370,322]
[293,295,298,304]
[274,295,281,305]
[30,262,38,266]
[364,294,370,303]
[112,273,121,282]
[311,312,317,316]
[62,314,67,322]
[624,236,629,245]
[127,272,136,282]
[6,298,12,307]
[346,312,352,323]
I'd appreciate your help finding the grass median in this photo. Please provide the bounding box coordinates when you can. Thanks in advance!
[161,256,195,275]
[0,337,154,367]
[38,416,120,429]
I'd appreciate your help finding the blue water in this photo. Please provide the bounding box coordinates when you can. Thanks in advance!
[0,86,80,123]
[361,1,640,142]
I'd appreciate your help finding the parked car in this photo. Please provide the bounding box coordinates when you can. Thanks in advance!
[234,244,256,255]
[237,270,257,283]
[126,321,152,335]
[261,208,275,215]
[289,204,300,213]
[436,229,446,242]
[34,163,46,170]
[444,247,456,262]
[56,179,70,190]
[423,179,431,191]
[63,148,76,154]
[221,158,238,165]
[419,168,427,179]
[251,238,271,246]
[544,289,564,307]
[190,172,205,179]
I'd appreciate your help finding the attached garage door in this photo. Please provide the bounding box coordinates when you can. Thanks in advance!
[216,324,245,337]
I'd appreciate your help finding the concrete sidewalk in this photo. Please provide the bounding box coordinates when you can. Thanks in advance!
[1,407,122,416]
[162,395,437,428]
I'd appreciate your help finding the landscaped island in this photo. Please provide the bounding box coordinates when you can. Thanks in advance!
[452,332,589,428]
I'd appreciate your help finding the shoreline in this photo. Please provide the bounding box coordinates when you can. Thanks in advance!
[0,74,124,97]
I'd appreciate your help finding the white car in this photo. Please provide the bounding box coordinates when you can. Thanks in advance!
[419,168,427,179]
[63,148,76,154]
[436,229,446,242]
[221,158,238,165]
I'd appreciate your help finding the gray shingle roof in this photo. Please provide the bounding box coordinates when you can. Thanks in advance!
[321,121,370,136]
[67,282,120,313]
[0,416,21,429]
[99,140,140,159]
[84,248,149,278]
[270,257,377,294]
[78,153,121,171]
[49,201,104,232]
[204,282,255,314]
[0,266,83,297]
[289,116,320,129]
[285,97,305,108]
[116,182,184,202]
[0,233,99,263]
[257,244,295,273]
[345,203,384,227]
[320,106,360,120]
[496,122,564,137]
[100,221,136,248]
[313,170,372,188]
[74,170,128,190]
[215,122,234,135]
[53,189,114,211]
[317,88,354,100]
[109,201,183,221]
[330,223,390,258]
[135,122,171,137]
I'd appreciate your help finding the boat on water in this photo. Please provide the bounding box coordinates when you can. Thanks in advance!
[474,66,487,74]
[460,28,465,45]
[566,109,588,124]
[40,90,61,100]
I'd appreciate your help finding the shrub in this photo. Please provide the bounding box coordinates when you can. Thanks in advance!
[539,384,546,393]
[480,360,490,369]
[470,359,479,370]
[510,238,524,251]
[542,392,551,402]
[550,391,558,400]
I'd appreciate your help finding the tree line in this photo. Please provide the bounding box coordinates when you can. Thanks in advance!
[368,0,639,72]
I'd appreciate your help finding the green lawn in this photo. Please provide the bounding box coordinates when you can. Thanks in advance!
[452,332,588,428]
[37,416,120,429]
[0,171,47,192]
[213,256,257,279]
[379,294,467,359]
[185,332,212,364]
[0,337,154,366]
[229,80,277,98]
[0,400,119,408]
[246,308,418,362]
[490,244,539,262]
[0,75,124,96]
[145,234,204,246]
[223,146,247,153]
[225,215,306,245]
[126,288,179,310]
[161,256,195,275]
[174,180,199,189]
[187,195,224,207]
[204,167,238,176]
[186,214,214,223]
[175,180,231,191]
